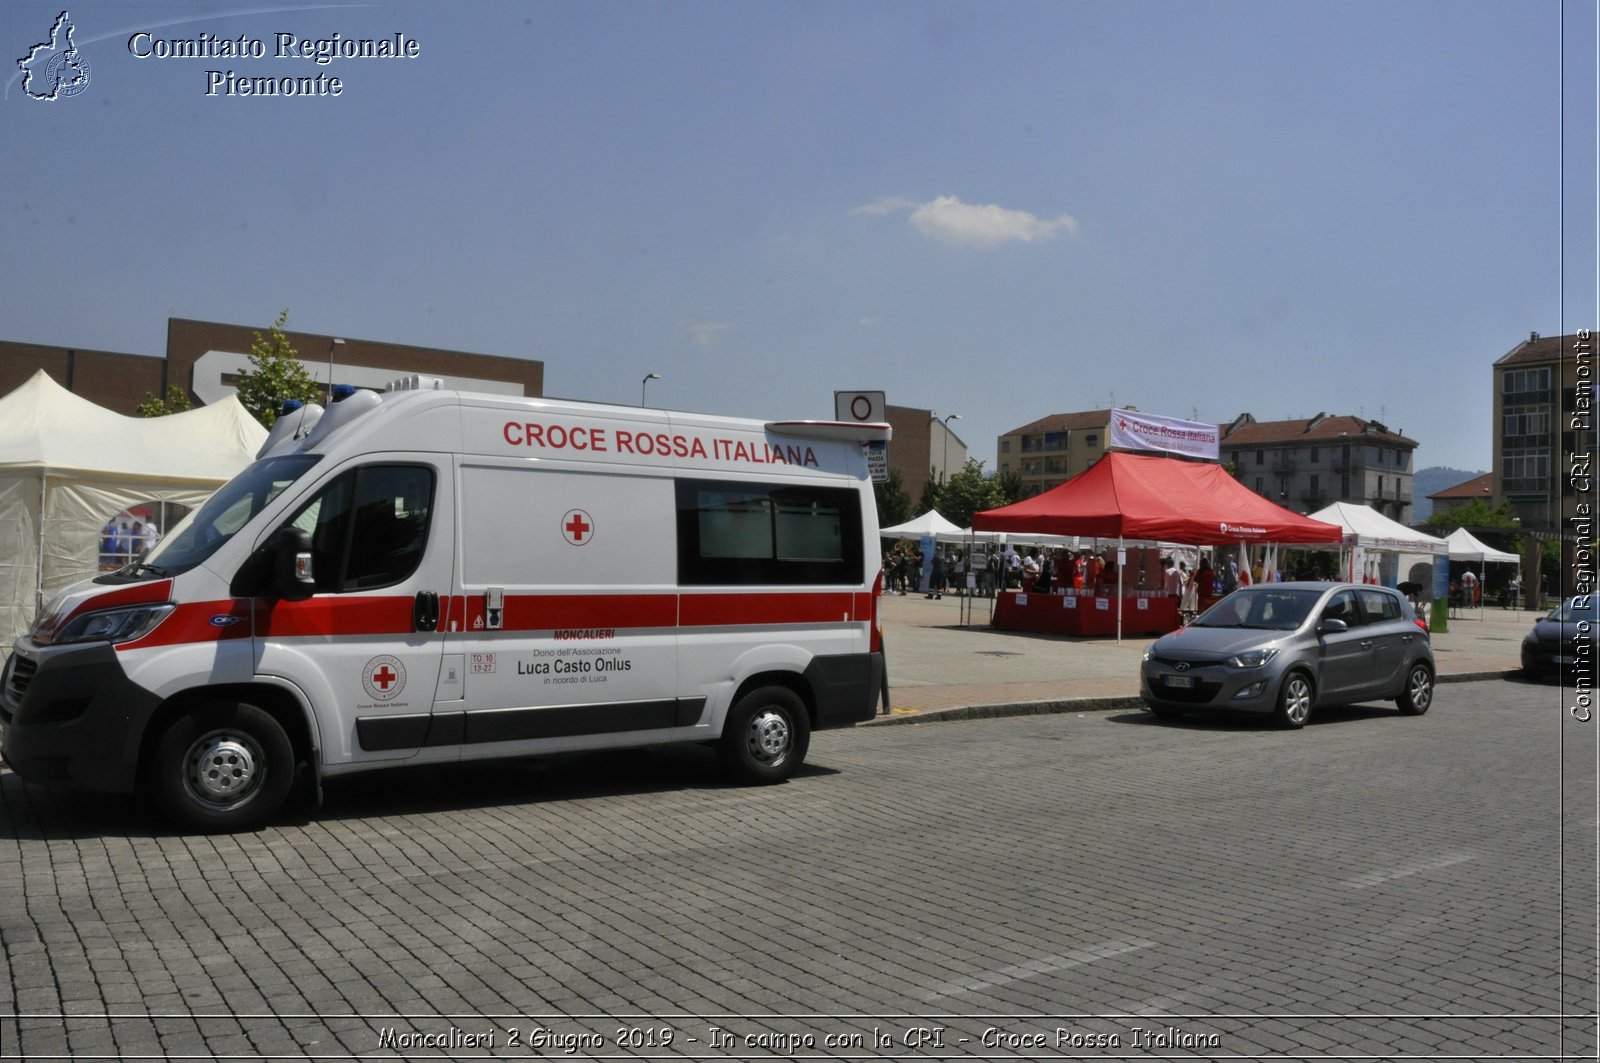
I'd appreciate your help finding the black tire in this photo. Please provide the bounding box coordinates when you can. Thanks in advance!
[1147,704,1184,721]
[719,686,810,784]
[151,702,295,832]
[1396,662,1434,716]
[1275,671,1315,729]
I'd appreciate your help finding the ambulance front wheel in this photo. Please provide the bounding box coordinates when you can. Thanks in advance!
[151,702,295,832]
[720,686,810,784]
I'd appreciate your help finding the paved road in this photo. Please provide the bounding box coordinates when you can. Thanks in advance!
[2,678,1594,1061]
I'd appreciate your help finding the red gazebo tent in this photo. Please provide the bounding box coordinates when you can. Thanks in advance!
[972,452,1342,637]
[973,451,1343,545]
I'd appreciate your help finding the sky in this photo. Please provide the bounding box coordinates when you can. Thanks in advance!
[3,0,1596,475]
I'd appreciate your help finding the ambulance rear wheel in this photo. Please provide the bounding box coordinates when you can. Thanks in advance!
[720,686,810,784]
[152,702,294,832]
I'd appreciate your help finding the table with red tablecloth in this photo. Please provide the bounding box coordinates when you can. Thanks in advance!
[991,590,1180,637]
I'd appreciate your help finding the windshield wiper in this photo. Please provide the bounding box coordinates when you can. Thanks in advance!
[127,562,171,578]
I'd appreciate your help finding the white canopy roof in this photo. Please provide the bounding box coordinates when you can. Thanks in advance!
[1444,527,1519,564]
[0,370,266,483]
[881,509,968,541]
[1307,501,1448,554]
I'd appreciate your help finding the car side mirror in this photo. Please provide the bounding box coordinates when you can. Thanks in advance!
[1318,617,1348,635]
[271,527,317,602]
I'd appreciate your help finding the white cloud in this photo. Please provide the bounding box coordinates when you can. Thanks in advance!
[849,196,916,216]
[680,318,730,346]
[910,196,1078,246]
[852,194,1079,248]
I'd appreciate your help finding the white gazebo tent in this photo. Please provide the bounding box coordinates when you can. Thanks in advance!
[1306,501,1449,591]
[0,370,267,648]
[881,509,967,542]
[1444,527,1520,609]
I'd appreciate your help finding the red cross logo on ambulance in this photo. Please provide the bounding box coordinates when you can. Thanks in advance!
[362,655,407,701]
[561,508,594,546]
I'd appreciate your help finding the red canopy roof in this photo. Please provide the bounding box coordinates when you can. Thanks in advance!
[972,451,1343,545]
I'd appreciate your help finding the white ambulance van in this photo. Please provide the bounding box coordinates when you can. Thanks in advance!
[1,381,889,831]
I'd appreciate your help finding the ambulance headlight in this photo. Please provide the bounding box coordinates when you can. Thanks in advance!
[51,604,175,646]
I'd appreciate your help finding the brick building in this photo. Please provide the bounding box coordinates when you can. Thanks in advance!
[0,317,543,416]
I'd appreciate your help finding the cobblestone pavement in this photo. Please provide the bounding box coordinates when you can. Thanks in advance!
[1,677,1594,1061]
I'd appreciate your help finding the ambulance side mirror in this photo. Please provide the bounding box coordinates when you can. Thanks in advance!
[271,528,317,602]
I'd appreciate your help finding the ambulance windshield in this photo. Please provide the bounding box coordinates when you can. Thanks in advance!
[128,455,323,578]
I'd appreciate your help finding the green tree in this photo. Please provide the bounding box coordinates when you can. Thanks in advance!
[873,469,914,530]
[135,384,192,417]
[938,459,999,528]
[1421,499,1520,545]
[917,470,942,516]
[233,308,321,427]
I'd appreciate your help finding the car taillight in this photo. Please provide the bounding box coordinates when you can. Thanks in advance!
[870,569,884,653]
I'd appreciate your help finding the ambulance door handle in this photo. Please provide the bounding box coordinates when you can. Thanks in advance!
[413,591,440,632]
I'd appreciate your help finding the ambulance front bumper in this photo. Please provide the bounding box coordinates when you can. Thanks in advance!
[0,639,162,794]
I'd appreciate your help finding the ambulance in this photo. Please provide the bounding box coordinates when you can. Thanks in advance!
[0,380,890,831]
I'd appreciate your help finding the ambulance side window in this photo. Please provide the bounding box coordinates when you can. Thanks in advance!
[291,465,436,592]
[676,479,861,585]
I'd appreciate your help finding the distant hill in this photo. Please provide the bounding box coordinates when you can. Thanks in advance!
[1412,466,1487,523]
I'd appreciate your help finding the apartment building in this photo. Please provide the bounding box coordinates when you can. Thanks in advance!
[996,409,1118,497]
[1219,413,1419,522]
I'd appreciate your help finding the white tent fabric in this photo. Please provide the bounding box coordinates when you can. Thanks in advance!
[881,509,968,542]
[1443,527,1519,564]
[0,370,267,649]
[1305,501,1448,591]
[1306,501,1449,553]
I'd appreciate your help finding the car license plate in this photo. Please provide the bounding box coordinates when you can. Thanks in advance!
[1164,675,1194,688]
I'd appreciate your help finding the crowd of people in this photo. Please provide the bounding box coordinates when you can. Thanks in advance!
[98,516,161,571]
[884,542,1252,615]
[882,541,1378,620]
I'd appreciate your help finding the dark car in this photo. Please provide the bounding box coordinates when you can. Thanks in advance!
[1520,596,1598,678]
[1141,582,1435,728]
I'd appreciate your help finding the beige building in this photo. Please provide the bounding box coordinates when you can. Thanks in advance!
[1492,331,1593,530]
[996,409,1119,497]
[1491,331,1595,587]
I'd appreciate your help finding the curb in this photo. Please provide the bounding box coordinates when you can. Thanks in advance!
[861,671,1521,728]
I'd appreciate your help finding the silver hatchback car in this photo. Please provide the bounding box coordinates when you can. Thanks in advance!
[1141,582,1435,728]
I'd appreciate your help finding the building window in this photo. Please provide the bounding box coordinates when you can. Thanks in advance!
[1309,447,1319,463]
[1256,449,1265,465]
[1278,475,1289,499]
[1503,405,1552,440]
[1084,433,1099,446]
[1502,367,1552,397]
[1000,440,1010,453]
[1503,448,1551,492]
[1309,474,1320,496]
[1341,474,1350,498]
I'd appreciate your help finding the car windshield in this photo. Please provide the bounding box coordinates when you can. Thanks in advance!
[109,455,323,579]
[1193,588,1322,631]
[1549,598,1600,623]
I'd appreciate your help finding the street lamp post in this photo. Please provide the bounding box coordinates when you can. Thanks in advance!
[641,372,660,406]
[326,337,345,403]
[940,413,961,483]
